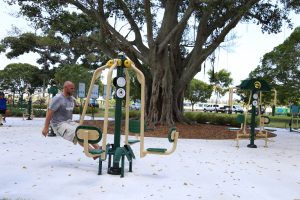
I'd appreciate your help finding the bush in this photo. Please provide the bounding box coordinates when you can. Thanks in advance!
[73,106,99,114]
[185,112,260,127]
[33,109,47,117]
[8,108,25,117]
[32,104,48,109]
[121,110,141,119]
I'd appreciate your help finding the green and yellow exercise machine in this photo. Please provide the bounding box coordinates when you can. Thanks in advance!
[76,55,179,177]
[230,78,276,148]
[289,105,300,132]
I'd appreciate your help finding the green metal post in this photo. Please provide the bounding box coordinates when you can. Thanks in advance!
[108,63,125,175]
[247,90,257,148]
[27,96,32,120]
[272,105,275,116]
[113,66,123,150]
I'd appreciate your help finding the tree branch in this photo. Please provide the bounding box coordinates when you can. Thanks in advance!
[144,0,154,47]
[115,0,149,54]
[67,0,147,62]
[158,3,194,54]
[178,0,259,94]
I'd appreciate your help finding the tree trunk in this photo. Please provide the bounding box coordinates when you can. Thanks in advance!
[146,48,187,127]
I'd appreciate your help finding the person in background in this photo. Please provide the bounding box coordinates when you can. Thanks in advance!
[0,92,7,126]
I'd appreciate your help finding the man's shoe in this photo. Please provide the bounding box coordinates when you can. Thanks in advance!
[93,156,100,160]
[0,123,3,126]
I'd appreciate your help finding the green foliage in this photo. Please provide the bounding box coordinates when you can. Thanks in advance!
[32,104,47,109]
[249,27,300,105]
[128,70,142,102]
[73,106,99,114]
[0,63,43,94]
[208,69,233,102]
[1,12,107,69]
[184,112,259,127]
[8,107,25,117]
[185,79,213,110]
[33,109,47,117]
[54,64,97,97]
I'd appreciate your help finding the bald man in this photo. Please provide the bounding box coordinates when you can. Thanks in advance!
[42,81,100,154]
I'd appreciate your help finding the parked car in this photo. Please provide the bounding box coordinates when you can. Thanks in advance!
[183,102,192,111]
[204,104,220,112]
[217,105,244,113]
[130,102,141,110]
[216,105,230,113]
[233,105,244,113]
[194,103,208,111]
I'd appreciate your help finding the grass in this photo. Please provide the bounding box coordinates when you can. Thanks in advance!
[86,108,115,118]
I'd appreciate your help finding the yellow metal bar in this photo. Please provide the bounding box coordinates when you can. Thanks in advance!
[101,60,118,160]
[130,63,146,157]
[79,64,108,124]
[124,69,131,145]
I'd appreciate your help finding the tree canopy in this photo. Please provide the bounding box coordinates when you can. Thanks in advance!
[2,0,299,125]
[208,69,233,103]
[184,79,213,111]
[54,64,97,97]
[249,26,300,105]
[0,63,43,95]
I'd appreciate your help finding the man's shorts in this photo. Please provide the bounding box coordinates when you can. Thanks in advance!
[0,110,6,115]
[51,120,79,144]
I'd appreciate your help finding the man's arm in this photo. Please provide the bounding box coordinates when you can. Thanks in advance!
[42,109,54,137]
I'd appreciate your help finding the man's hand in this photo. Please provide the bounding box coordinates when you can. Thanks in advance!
[42,127,48,137]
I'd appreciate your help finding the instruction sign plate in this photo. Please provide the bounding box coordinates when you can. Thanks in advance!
[78,83,85,98]
[91,85,99,99]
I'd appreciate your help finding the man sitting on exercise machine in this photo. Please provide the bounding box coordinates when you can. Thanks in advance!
[42,81,101,156]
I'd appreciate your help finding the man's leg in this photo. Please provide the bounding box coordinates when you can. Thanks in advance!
[63,121,102,150]
[3,110,6,122]
[77,141,101,151]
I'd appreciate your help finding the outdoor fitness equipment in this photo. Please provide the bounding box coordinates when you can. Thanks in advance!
[22,87,34,120]
[77,56,179,177]
[237,78,273,148]
[47,84,59,136]
[289,105,300,132]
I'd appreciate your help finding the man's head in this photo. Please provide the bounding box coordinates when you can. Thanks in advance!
[0,92,4,99]
[63,81,75,97]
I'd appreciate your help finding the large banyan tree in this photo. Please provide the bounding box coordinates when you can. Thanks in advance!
[3,0,300,125]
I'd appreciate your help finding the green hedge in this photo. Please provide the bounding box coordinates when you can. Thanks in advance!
[7,106,97,117]
[184,112,260,127]
[73,107,99,114]
[33,109,47,117]
[33,104,48,109]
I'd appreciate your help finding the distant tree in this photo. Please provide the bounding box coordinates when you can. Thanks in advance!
[208,69,233,103]
[1,12,107,69]
[249,27,300,105]
[54,64,98,97]
[185,79,213,111]
[0,63,43,102]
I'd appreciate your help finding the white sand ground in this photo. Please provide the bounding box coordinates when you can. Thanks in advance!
[0,117,300,200]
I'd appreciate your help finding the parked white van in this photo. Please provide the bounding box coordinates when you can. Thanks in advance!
[194,103,208,111]
[204,104,221,112]
[183,102,192,111]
